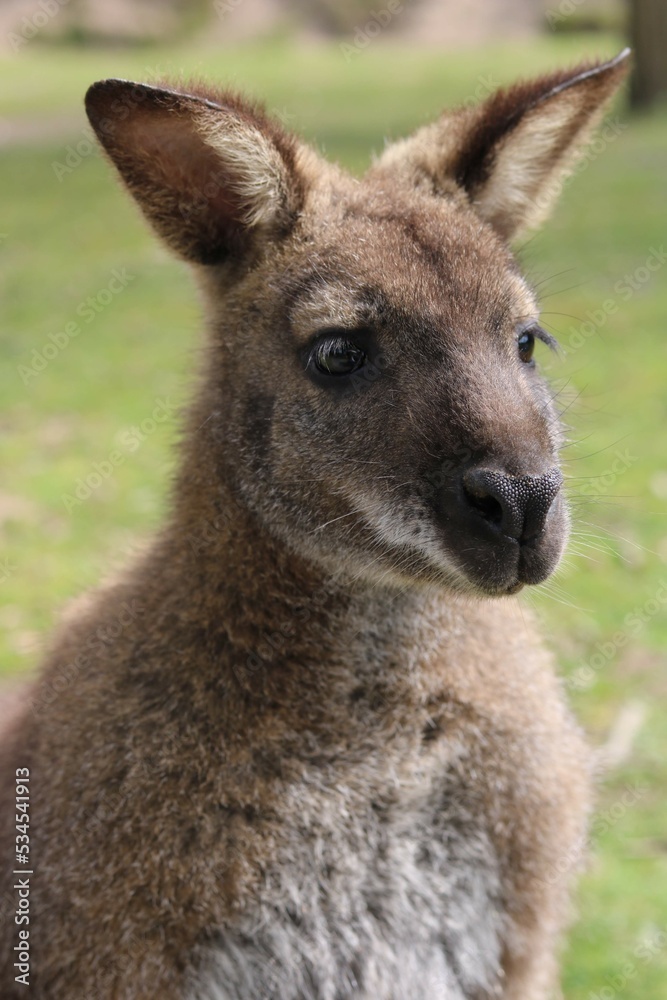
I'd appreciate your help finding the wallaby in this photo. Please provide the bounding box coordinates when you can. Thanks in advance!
[1,51,629,999]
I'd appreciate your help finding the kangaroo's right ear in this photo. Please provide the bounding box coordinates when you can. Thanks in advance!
[372,51,630,241]
[85,80,306,265]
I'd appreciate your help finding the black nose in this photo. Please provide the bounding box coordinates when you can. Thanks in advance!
[462,467,563,542]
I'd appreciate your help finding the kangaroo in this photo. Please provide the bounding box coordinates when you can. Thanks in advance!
[0,51,629,999]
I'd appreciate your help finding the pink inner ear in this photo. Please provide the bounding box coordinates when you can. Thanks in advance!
[129,110,244,224]
[86,78,304,263]
[85,80,262,260]
[454,55,628,198]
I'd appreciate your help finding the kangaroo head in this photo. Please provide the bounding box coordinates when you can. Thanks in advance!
[86,53,628,596]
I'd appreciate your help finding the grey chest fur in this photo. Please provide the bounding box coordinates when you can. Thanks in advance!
[190,759,504,1000]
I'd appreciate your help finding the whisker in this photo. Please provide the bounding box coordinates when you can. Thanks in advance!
[310,509,360,534]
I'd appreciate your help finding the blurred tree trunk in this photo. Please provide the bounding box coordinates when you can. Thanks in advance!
[629,0,667,108]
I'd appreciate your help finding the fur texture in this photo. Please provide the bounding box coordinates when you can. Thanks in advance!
[0,53,629,999]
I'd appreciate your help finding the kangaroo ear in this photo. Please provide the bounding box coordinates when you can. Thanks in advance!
[85,80,305,265]
[373,50,630,241]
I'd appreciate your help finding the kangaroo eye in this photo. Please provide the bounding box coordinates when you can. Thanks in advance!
[312,336,367,376]
[517,330,535,364]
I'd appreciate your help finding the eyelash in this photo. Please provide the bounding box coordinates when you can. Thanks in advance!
[521,323,559,351]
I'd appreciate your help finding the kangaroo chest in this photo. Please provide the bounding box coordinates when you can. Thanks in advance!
[191,726,507,1000]
[155,604,583,1000]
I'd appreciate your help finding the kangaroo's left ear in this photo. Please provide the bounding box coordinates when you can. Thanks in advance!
[371,50,630,241]
[85,79,307,266]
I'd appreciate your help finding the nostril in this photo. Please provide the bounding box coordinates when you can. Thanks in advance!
[463,481,504,527]
[461,466,563,542]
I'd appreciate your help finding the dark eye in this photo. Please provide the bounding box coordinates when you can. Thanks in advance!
[517,329,535,364]
[312,336,367,376]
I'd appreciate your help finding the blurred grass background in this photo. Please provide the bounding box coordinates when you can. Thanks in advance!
[1,11,666,998]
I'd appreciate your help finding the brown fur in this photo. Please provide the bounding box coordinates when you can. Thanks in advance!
[0,52,629,999]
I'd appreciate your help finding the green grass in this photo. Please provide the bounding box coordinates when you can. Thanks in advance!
[1,32,666,999]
